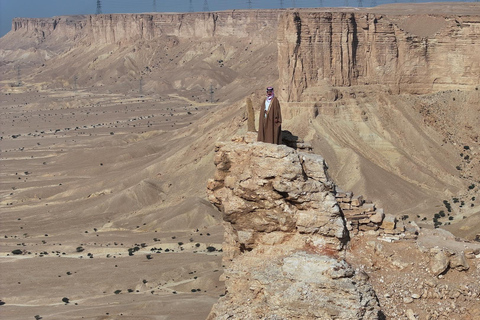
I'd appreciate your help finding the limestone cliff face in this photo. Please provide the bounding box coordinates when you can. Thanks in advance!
[9,10,279,47]
[277,10,480,100]
[206,135,382,319]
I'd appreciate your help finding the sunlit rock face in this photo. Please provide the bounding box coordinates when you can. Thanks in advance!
[277,10,480,101]
[206,137,382,320]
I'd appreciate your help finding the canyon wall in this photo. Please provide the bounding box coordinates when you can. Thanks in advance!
[8,10,279,47]
[277,9,480,101]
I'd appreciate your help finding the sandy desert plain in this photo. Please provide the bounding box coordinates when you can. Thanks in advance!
[1,2,480,320]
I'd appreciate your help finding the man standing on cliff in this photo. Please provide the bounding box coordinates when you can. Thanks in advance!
[257,87,282,144]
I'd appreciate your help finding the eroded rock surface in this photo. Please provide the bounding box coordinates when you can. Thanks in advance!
[206,137,382,319]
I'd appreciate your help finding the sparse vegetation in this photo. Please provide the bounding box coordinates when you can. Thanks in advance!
[128,246,140,256]
[443,200,452,212]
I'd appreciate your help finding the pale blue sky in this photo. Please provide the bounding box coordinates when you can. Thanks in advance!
[0,0,474,37]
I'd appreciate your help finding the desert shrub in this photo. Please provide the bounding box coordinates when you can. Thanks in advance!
[449,216,454,220]
[76,246,84,252]
[452,198,459,203]
[206,246,216,252]
[468,184,475,190]
[439,211,446,217]
[128,246,140,256]
[114,290,121,294]
[62,297,69,304]
[464,145,470,150]
[443,200,452,212]
[11,249,23,255]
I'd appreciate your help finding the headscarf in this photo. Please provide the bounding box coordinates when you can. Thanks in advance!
[266,87,274,101]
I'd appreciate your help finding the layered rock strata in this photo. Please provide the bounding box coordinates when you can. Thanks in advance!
[277,8,480,101]
[206,136,382,319]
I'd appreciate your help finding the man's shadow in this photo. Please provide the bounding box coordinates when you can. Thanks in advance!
[281,130,299,149]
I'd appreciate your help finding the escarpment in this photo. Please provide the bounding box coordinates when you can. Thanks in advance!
[8,10,279,46]
[277,9,480,101]
[5,5,480,97]
[206,134,383,319]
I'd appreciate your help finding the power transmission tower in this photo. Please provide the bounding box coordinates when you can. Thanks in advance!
[247,0,252,9]
[203,0,209,12]
[358,0,363,7]
[280,0,284,9]
[96,0,102,14]
[189,0,194,12]
[210,83,214,103]
[371,0,377,7]
[153,0,157,12]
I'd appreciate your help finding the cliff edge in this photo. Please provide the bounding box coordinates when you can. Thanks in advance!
[206,134,480,319]
[206,134,382,319]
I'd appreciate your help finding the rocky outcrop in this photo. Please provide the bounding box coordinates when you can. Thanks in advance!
[206,134,382,319]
